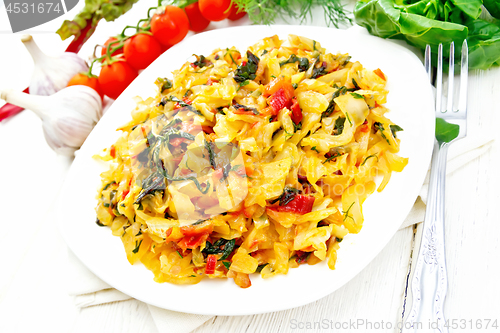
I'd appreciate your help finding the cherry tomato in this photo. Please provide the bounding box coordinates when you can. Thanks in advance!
[123,33,162,70]
[161,43,172,53]
[228,2,246,21]
[199,0,231,21]
[98,60,138,100]
[184,2,210,32]
[151,6,189,46]
[101,37,123,58]
[67,73,104,100]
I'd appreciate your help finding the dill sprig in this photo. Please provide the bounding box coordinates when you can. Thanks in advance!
[233,0,352,27]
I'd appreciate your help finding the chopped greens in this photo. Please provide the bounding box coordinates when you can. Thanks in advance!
[132,239,143,254]
[279,54,309,72]
[270,186,300,205]
[234,51,260,83]
[311,60,328,79]
[204,140,217,170]
[333,117,346,135]
[156,77,173,93]
[360,154,379,166]
[202,239,236,260]
[192,54,211,68]
[373,122,390,145]
[323,152,342,164]
[390,124,404,138]
[233,103,259,115]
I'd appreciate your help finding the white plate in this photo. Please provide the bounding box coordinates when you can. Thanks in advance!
[57,25,434,316]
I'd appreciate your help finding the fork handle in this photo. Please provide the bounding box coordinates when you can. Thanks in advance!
[402,140,449,333]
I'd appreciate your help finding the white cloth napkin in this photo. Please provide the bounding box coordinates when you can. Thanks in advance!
[66,25,494,333]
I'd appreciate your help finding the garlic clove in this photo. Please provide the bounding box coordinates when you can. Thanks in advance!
[0,86,103,156]
[21,35,89,96]
[56,85,104,122]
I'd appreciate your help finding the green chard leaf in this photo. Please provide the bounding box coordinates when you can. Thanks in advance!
[390,124,404,138]
[57,0,140,41]
[234,51,260,83]
[435,118,459,143]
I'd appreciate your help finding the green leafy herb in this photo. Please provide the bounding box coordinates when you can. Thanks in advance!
[193,54,211,68]
[323,86,347,118]
[204,140,217,169]
[239,80,250,87]
[293,121,302,132]
[390,124,404,138]
[336,237,343,243]
[360,154,379,166]
[222,261,231,270]
[351,78,360,90]
[435,118,460,143]
[256,264,267,272]
[164,96,191,108]
[234,51,260,83]
[345,113,352,126]
[323,152,342,164]
[96,218,105,227]
[102,182,116,191]
[333,117,346,135]
[311,146,319,153]
[350,92,364,99]
[311,61,328,79]
[176,250,183,258]
[232,0,350,27]
[343,202,355,222]
[132,239,143,254]
[202,239,236,260]
[292,83,298,89]
[156,77,173,93]
[373,122,390,145]
[233,103,259,115]
[279,54,310,72]
[270,186,300,205]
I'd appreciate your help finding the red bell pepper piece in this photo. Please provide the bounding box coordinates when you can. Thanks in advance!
[290,97,302,124]
[178,233,210,249]
[205,254,217,275]
[264,77,295,115]
[178,222,214,249]
[277,194,315,214]
[268,88,292,114]
[109,145,116,158]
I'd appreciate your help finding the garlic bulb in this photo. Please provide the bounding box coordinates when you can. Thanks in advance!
[0,86,103,156]
[21,35,88,96]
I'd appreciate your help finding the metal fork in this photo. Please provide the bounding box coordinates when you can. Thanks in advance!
[402,41,468,332]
